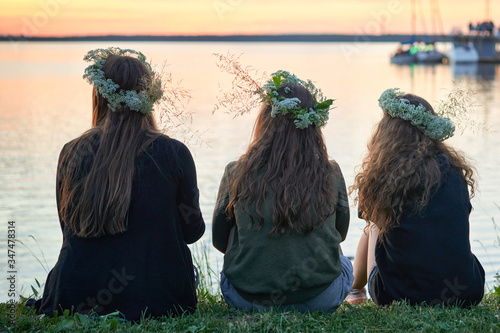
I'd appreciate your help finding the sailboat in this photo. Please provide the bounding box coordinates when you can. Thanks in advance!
[415,41,446,63]
[390,41,418,64]
[390,0,446,64]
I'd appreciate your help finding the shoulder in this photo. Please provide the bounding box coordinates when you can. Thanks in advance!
[328,159,344,181]
[225,161,238,173]
[59,136,81,155]
[437,153,451,172]
[437,154,464,185]
[149,135,187,152]
[222,161,240,180]
[329,159,342,173]
[58,131,100,167]
[145,135,195,162]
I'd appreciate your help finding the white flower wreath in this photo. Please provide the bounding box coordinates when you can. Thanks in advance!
[83,47,163,115]
[259,70,334,129]
[378,88,455,141]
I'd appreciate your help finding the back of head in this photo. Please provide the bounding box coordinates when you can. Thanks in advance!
[397,93,435,114]
[60,50,160,238]
[103,54,150,91]
[253,83,316,140]
[93,54,154,127]
[278,83,315,108]
[228,82,336,235]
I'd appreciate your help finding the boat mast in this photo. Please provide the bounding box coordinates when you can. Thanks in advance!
[430,0,444,36]
[411,0,416,37]
[416,0,428,35]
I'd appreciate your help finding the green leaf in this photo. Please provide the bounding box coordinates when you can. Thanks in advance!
[74,313,93,326]
[54,318,74,332]
[316,99,334,109]
[105,319,119,329]
[184,325,205,333]
[272,75,281,87]
[30,285,38,297]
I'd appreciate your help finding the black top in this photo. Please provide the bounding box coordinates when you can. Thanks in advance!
[370,156,485,307]
[38,135,205,320]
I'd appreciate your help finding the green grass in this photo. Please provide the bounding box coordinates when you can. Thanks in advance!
[1,293,499,332]
[3,231,499,333]
[1,253,500,332]
[2,245,500,332]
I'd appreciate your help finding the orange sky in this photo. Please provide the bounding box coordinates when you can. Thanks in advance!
[0,0,497,37]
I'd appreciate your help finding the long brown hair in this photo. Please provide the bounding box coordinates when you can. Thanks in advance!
[351,93,476,236]
[59,54,160,238]
[226,83,336,235]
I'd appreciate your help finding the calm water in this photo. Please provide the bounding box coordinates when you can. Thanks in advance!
[0,42,499,301]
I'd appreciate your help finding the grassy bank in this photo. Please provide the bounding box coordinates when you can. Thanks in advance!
[1,292,499,332]
[2,242,499,332]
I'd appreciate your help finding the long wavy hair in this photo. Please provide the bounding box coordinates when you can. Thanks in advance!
[226,83,336,235]
[59,54,160,238]
[351,93,476,236]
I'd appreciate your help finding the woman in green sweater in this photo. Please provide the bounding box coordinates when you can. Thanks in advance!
[212,71,353,312]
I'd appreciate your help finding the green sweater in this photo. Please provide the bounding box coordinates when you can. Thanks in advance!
[212,161,350,305]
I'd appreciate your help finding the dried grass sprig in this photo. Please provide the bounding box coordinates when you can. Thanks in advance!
[437,82,492,136]
[212,52,268,117]
[155,62,209,147]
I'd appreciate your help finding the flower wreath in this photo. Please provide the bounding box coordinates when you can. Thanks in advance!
[83,47,163,115]
[258,70,334,129]
[378,88,455,141]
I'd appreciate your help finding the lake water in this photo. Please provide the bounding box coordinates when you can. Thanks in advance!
[0,41,499,302]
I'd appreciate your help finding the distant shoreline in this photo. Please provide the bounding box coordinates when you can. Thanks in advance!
[1,34,447,43]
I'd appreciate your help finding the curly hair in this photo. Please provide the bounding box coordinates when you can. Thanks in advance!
[226,83,337,235]
[350,94,476,236]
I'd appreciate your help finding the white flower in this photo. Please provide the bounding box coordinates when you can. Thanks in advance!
[378,88,455,141]
[259,71,333,129]
[82,47,163,115]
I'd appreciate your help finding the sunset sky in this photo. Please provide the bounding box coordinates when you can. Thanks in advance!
[0,0,497,37]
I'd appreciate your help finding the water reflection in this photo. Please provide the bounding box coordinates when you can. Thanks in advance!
[478,64,497,81]
[392,61,498,84]
[451,63,497,81]
[452,63,478,78]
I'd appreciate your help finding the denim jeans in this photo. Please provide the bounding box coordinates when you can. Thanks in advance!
[220,255,354,313]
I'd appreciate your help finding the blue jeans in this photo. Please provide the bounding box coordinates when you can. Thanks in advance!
[220,255,354,313]
[368,265,393,305]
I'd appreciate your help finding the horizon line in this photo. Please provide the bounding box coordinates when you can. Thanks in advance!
[2,33,455,43]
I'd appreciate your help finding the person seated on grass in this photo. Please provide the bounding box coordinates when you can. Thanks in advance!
[36,48,205,321]
[212,71,353,312]
[346,89,485,307]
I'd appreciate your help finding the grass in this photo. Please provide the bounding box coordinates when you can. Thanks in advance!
[1,255,499,333]
[1,293,499,332]
[3,209,500,333]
